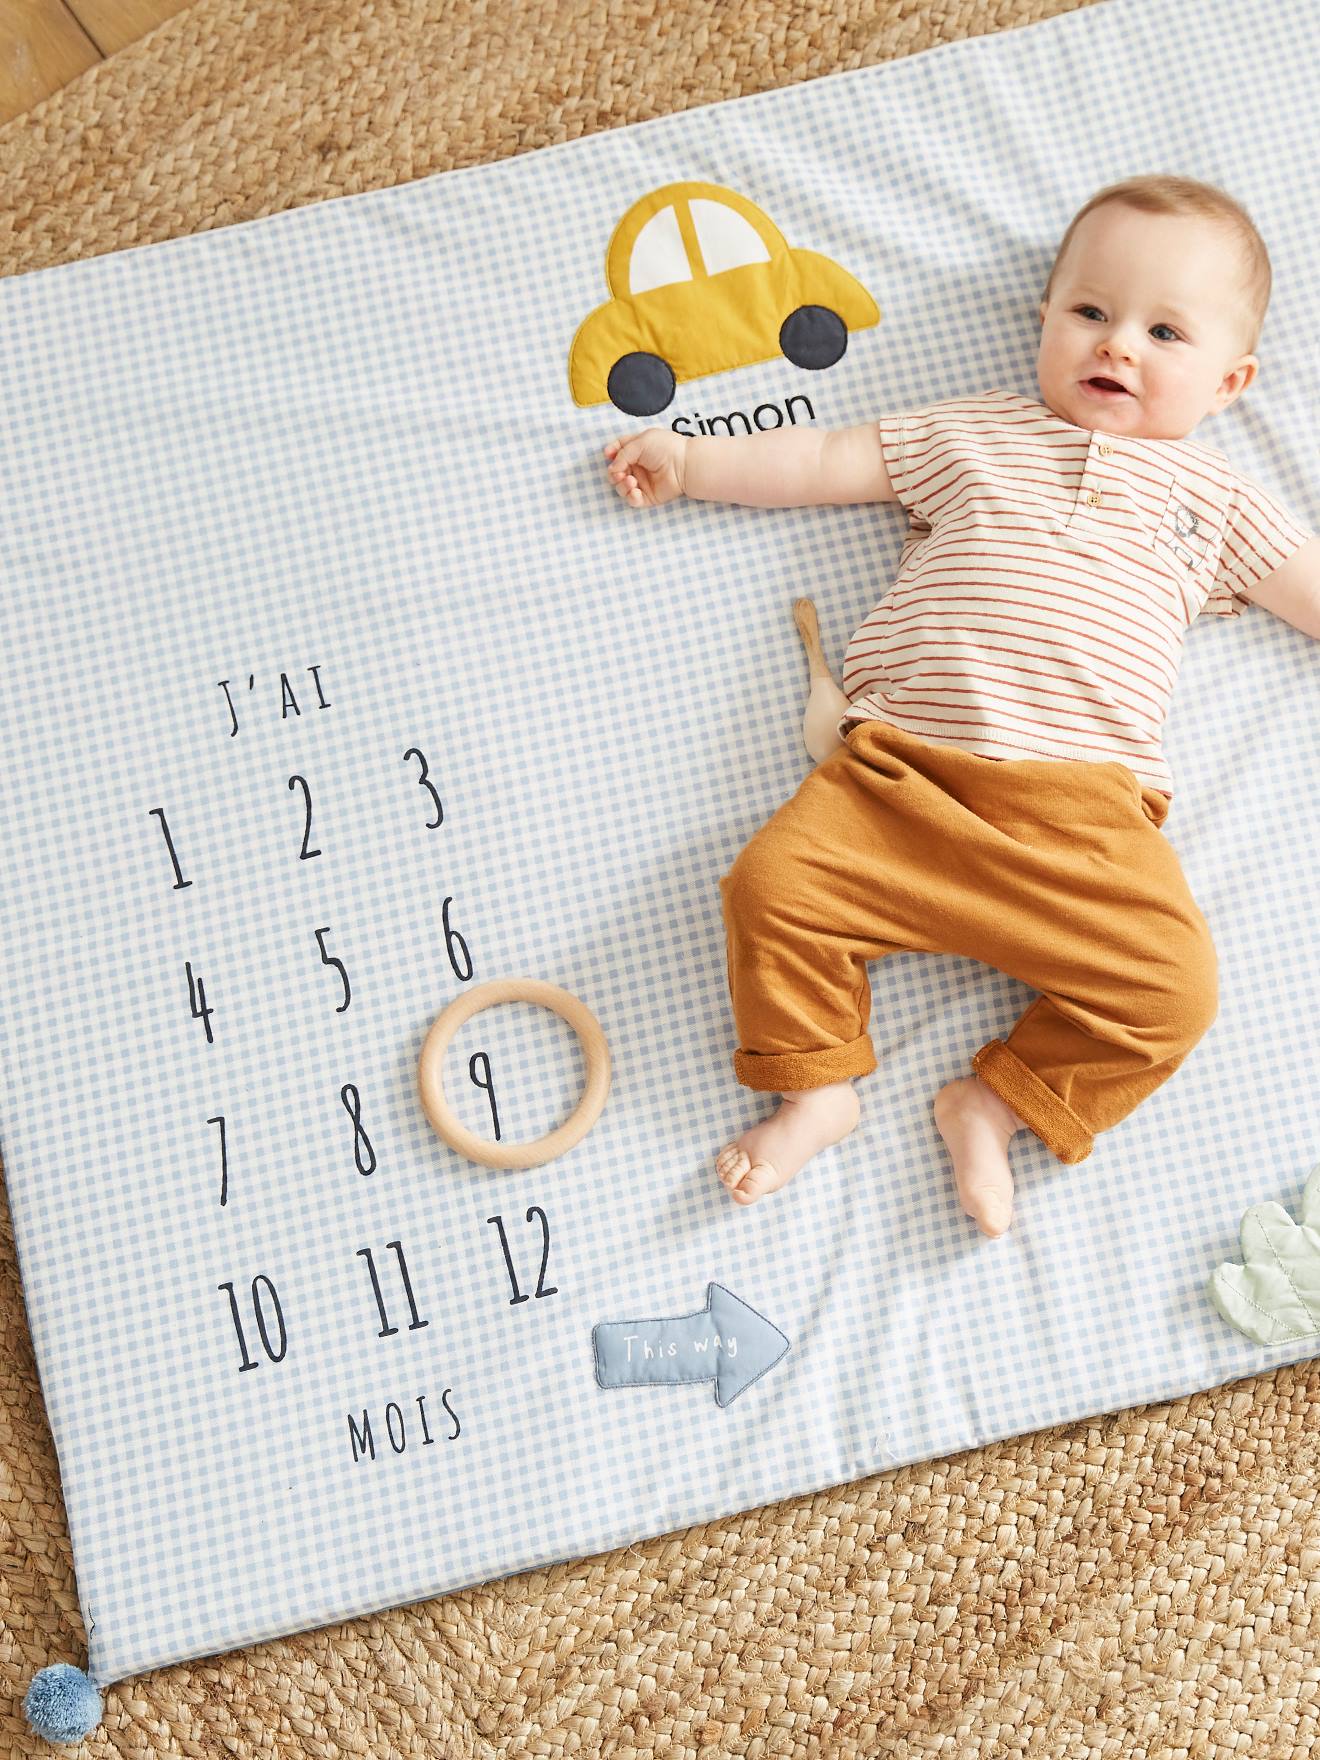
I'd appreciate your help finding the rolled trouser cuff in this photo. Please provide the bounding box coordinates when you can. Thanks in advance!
[972,1038,1094,1165]
[733,1033,877,1092]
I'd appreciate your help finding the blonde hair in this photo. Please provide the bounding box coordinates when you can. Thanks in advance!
[1042,173,1272,357]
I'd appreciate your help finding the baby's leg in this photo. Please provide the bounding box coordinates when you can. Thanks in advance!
[932,1077,1026,1237]
[716,1078,861,1205]
[713,733,918,1206]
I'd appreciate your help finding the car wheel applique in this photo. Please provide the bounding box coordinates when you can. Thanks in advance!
[569,181,881,416]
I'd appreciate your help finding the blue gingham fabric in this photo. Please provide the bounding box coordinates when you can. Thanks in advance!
[0,0,1316,1689]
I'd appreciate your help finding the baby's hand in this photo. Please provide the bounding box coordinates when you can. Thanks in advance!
[603,428,688,508]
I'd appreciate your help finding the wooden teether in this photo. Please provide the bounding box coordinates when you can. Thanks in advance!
[793,596,833,679]
[793,596,852,763]
[418,978,611,1169]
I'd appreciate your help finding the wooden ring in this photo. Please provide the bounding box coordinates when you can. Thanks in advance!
[417,978,612,1169]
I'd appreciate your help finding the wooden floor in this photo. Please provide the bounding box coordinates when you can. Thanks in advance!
[0,0,190,126]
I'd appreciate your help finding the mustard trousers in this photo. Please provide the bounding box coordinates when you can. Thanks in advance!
[717,718,1219,1165]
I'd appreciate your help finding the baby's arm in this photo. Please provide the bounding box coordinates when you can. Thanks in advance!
[605,423,896,511]
[685,422,897,508]
[1247,534,1320,638]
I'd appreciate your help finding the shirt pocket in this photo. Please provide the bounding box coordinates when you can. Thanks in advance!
[1062,458,1225,626]
[1150,474,1227,624]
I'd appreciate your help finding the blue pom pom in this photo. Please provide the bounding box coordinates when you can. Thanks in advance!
[23,1664,103,1744]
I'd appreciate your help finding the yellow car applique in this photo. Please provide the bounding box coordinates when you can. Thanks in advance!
[569,181,880,417]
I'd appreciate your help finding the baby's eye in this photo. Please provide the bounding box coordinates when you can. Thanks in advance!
[1072,305,1180,342]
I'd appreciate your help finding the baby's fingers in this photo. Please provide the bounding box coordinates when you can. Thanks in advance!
[603,434,650,506]
[607,434,646,468]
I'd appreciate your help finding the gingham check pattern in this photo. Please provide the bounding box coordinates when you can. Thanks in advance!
[0,0,1315,1686]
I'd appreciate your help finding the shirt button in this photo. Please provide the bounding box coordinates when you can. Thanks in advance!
[1086,489,1103,506]
[1098,442,1113,456]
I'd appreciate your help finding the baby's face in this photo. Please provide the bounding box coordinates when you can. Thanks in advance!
[1036,203,1258,440]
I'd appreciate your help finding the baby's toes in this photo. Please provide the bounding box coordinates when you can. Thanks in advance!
[716,1145,749,1188]
[728,1160,781,1204]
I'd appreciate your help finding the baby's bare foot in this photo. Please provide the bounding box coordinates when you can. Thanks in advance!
[933,1075,1025,1237]
[716,1080,861,1205]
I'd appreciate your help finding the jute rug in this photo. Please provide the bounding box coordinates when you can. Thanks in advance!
[3,2,1318,1753]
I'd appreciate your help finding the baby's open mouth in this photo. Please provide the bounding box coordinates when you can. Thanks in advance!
[1084,376,1131,395]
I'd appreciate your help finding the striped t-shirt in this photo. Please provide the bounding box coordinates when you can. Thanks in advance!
[837,389,1315,796]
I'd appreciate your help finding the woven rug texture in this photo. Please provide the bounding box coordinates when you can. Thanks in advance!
[3,1,1319,1754]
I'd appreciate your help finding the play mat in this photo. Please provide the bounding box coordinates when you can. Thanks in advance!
[1,0,1317,1720]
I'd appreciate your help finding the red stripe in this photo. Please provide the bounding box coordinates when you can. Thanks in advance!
[866,668,1164,733]
[876,622,1175,712]
[842,650,1156,708]
[842,574,1182,661]
[848,699,1162,761]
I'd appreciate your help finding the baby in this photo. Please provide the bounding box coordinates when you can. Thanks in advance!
[603,173,1318,1237]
